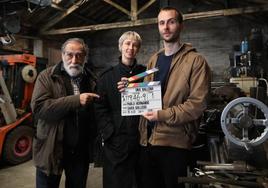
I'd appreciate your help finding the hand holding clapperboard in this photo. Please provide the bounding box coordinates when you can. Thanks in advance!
[121,68,162,116]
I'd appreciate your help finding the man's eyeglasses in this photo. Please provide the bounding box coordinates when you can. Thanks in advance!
[63,51,86,60]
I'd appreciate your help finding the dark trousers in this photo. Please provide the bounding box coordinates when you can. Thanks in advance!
[36,150,89,188]
[36,169,61,188]
[138,146,190,188]
[103,150,140,188]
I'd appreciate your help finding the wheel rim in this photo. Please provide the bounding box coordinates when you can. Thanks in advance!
[221,97,268,147]
[14,135,32,157]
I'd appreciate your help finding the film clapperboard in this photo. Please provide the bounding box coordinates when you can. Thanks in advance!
[121,68,162,116]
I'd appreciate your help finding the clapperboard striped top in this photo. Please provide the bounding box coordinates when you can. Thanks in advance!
[127,81,161,88]
[128,67,159,83]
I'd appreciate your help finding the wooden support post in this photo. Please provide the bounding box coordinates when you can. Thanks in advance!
[131,0,138,20]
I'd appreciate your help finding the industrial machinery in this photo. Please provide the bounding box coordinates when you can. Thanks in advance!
[180,97,268,188]
[0,53,41,165]
[0,0,51,46]
[179,29,268,187]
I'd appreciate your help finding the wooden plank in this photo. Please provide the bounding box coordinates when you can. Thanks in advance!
[41,5,268,35]
[247,0,268,4]
[103,0,130,16]
[137,0,156,15]
[40,0,87,32]
[131,0,138,20]
[184,5,268,20]
[51,3,97,24]
[42,18,157,35]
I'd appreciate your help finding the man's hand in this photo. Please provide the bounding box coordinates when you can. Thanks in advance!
[143,111,158,121]
[117,77,128,92]
[80,93,100,106]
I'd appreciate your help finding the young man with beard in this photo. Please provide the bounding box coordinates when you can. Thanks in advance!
[118,7,211,188]
[31,38,99,188]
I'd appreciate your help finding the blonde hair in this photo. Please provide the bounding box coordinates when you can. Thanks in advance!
[118,31,142,52]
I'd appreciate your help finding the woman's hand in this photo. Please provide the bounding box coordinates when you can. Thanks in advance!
[117,77,129,92]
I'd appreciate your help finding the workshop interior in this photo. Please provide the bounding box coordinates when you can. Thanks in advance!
[1,0,268,187]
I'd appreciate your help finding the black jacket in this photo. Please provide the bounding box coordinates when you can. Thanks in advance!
[94,59,146,165]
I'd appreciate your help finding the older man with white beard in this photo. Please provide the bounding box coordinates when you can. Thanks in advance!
[31,38,99,188]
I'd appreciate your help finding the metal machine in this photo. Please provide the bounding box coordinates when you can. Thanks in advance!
[179,29,268,187]
[181,97,268,187]
[0,0,51,46]
[0,53,41,164]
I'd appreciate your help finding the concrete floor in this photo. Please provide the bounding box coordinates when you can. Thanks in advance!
[0,160,103,188]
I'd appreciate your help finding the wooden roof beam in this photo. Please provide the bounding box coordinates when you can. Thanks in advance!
[246,0,268,4]
[41,5,268,35]
[42,18,157,35]
[103,0,131,16]
[40,0,87,32]
[137,0,156,15]
[104,0,156,21]
[131,0,138,20]
[184,5,268,20]
[51,3,97,24]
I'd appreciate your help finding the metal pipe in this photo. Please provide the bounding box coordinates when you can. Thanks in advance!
[178,177,264,188]
[208,137,220,163]
[202,162,256,171]
[258,78,268,96]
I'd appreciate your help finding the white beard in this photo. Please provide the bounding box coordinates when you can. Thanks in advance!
[64,63,84,77]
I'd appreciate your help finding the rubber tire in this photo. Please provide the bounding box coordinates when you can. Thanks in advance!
[2,126,34,165]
